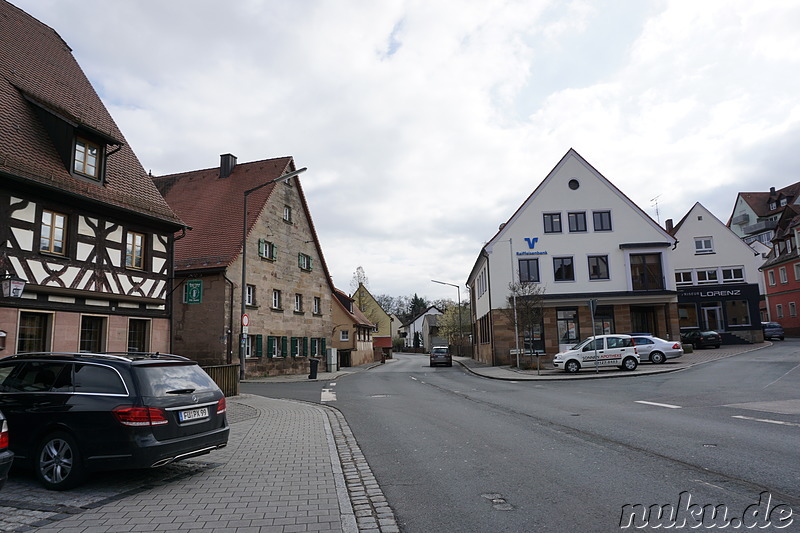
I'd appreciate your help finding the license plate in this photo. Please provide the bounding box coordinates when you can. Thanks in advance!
[179,407,209,422]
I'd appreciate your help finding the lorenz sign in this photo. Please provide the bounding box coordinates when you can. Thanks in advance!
[682,289,743,298]
[678,285,759,301]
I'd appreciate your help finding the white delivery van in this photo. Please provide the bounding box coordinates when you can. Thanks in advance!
[552,334,639,373]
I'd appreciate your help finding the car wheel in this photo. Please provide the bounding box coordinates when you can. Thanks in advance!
[620,356,638,371]
[693,342,701,349]
[564,360,580,373]
[714,345,720,349]
[35,432,84,491]
[650,351,666,364]
[780,336,785,341]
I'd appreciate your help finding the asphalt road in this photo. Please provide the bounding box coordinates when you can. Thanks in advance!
[242,341,800,532]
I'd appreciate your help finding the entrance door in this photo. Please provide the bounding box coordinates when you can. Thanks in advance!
[701,305,722,331]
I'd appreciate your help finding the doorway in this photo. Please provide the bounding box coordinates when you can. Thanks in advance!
[701,303,723,331]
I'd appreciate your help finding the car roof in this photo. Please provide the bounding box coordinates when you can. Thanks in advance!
[0,352,193,365]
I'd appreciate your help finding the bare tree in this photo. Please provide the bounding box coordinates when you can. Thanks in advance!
[500,282,545,368]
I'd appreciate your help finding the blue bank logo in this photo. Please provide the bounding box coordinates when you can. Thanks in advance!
[524,237,538,249]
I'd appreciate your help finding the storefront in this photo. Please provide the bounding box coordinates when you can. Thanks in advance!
[677,284,761,342]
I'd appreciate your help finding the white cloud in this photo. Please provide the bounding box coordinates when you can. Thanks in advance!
[12,0,800,301]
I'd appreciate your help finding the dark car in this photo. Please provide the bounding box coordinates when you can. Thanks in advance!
[430,346,452,367]
[0,410,12,489]
[680,330,722,349]
[762,322,785,341]
[0,352,229,490]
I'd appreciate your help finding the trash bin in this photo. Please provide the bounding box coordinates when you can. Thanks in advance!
[308,358,320,379]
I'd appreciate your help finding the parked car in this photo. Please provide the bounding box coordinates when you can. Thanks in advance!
[430,346,452,367]
[0,352,229,490]
[552,335,639,373]
[762,322,785,341]
[0,410,12,490]
[629,335,684,364]
[680,330,722,349]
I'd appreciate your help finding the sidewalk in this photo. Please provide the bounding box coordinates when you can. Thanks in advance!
[453,342,772,381]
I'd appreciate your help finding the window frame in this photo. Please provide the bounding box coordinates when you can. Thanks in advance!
[519,258,540,283]
[246,284,256,306]
[696,269,719,285]
[721,267,745,284]
[40,209,67,255]
[294,293,303,313]
[567,211,587,233]
[127,319,150,352]
[675,270,693,286]
[592,210,612,231]
[313,296,321,315]
[543,213,562,234]
[694,237,714,254]
[553,256,575,282]
[298,253,312,271]
[283,205,293,223]
[340,329,350,342]
[588,255,610,280]
[272,289,282,310]
[125,231,146,270]
[780,266,788,284]
[73,137,102,180]
[79,315,106,353]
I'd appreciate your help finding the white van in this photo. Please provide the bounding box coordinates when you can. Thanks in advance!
[552,335,639,373]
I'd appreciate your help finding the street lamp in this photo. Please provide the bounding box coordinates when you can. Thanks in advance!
[1,273,26,298]
[431,279,463,356]
[240,167,307,380]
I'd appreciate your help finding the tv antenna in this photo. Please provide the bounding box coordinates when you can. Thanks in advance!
[651,194,662,223]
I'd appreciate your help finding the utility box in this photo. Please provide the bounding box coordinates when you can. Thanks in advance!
[327,347,338,373]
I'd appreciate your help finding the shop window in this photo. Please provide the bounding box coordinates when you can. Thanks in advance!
[18,312,52,352]
[557,308,579,344]
[725,300,751,327]
[678,304,698,329]
[592,306,615,335]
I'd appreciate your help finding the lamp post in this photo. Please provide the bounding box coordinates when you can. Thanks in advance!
[240,167,307,381]
[431,279,462,356]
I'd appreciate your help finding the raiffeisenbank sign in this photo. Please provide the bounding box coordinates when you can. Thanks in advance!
[516,237,548,256]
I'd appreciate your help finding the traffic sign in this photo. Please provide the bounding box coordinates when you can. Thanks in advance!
[242,314,249,327]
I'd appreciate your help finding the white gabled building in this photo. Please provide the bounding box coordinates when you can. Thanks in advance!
[667,203,764,342]
[466,149,680,366]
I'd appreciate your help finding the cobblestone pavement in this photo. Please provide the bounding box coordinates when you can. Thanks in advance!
[0,395,398,533]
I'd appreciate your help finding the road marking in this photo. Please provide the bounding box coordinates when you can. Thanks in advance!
[635,400,681,409]
[410,377,418,381]
[321,388,337,402]
[732,415,800,427]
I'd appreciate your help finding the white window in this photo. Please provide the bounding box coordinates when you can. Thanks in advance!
[298,253,312,271]
[791,302,797,317]
[696,269,718,284]
[246,285,256,306]
[272,289,282,309]
[313,297,321,315]
[294,293,303,312]
[340,329,349,341]
[780,267,788,283]
[675,271,693,286]
[781,197,788,207]
[721,267,744,284]
[769,201,777,210]
[776,304,784,318]
[258,239,277,260]
[283,205,292,223]
[694,237,714,254]
[768,270,776,286]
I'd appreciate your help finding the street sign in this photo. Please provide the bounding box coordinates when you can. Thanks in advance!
[587,299,598,317]
[242,314,249,327]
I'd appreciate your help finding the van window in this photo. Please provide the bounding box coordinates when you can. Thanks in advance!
[74,364,127,395]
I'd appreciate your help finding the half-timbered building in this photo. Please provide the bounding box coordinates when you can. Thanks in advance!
[0,1,185,354]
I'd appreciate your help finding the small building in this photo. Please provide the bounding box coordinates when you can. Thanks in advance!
[153,155,333,377]
[728,182,800,247]
[758,205,800,336]
[466,149,680,366]
[332,288,375,367]
[667,203,763,343]
[0,1,185,355]
[400,306,442,351]
[352,282,394,359]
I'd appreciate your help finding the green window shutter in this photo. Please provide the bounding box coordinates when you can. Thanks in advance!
[302,337,308,357]
[291,337,298,356]
[255,334,263,357]
[281,336,288,356]
[267,336,275,358]
[297,253,302,268]
[271,242,277,260]
[258,239,265,258]
[309,257,313,270]
[321,338,326,355]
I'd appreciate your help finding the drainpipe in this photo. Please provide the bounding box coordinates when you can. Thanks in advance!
[224,273,235,364]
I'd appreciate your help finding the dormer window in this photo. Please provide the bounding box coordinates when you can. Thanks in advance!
[74,137,101,179]
[769,201,777,210]
[780,197,788,207]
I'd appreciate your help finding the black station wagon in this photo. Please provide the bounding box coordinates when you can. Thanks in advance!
[0,352,229,490]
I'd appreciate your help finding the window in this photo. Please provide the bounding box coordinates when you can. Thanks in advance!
[298,253,312,271]
[568,212,587,232]
[246,285,256,306]
[768,270,776,286]
[769,201,777,210]
[40,210,67,254]
[258,239,277,260]
[74,137,100,179]
[795,263,800,281]
[725,300,751,326]
[313,296,321,315]
[74,364,127,395]
[630,253,664,291]
[593,211,612,231]
[127,319,149,352]
[519,258,539,283]
[294,293,303,313]
[79,316,105,352]
[696,269,718,284]
[781,197,788,207]
[267,335,286,357]
[675,271,693,286]
[791,302,797,317]
[678,304,699,328]
[776,304,784,318]
[340,329,350,342]
[588,255,609,280]
[543,213,562,233]
[283,205,292,223]
[694,237,714,254]
[780,267,788,284]
[721,267,744,283]
[126,231,145,270]
[557,309,579,344]
[553,257,574,282]
[272,289,282,310]
[17,312,51,352]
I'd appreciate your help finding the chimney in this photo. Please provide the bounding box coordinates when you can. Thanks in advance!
[770,186,776,195]
[220,153,237,178]
[665,219,673,233]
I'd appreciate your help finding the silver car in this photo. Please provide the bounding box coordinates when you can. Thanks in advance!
[429,346,452,367]
[630,335,684,364]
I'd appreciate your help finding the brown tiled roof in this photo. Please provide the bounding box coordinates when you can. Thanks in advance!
[737,181,800,218]
[333,288,375,328]
[0,1,183,227]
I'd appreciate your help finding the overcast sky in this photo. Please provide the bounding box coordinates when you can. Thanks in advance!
[13,0,795,301]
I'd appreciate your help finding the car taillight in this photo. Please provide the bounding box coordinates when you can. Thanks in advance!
[0,420,8,449]
[217,397,227,414]
[113,406,169,426]
[672,343,681,349]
